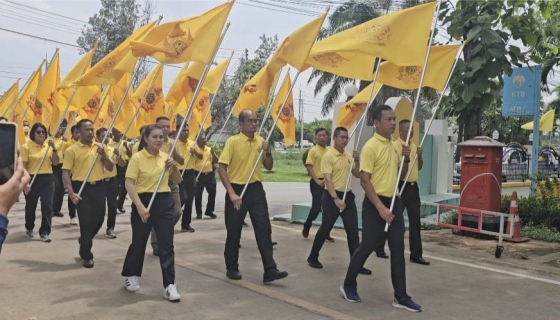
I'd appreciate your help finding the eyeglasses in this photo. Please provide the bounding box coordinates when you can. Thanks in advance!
[244,119,258,124]
[35,130,46,135]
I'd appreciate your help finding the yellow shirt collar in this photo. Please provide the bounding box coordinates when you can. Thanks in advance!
[374,133,391,143]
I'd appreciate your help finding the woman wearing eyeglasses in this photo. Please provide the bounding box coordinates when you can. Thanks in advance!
[20,123,59,242]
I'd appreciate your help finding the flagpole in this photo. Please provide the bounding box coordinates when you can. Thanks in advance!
[239,69,302,198]
[64,113,78,139]
[28,41,101,187]
[146,22,231,211]
[91,85,111,125]
[77,56,155,197]
[340,58,383,207]
[0,79,21,117]
[399,46,462,194]
[5,71,40,119]
[18,50,59,127]
[385,0,441,232]
[258,68,284,135]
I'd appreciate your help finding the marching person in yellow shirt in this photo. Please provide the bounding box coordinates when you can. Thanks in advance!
[191,133,218,219]
[52,127,66,218]
[61,125,80,225]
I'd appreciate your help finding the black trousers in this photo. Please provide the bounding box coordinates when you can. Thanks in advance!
[195,171,217,216]
[401,182,423,259]
[304,178,324,228]
[122,193,175,288]
[224,182,276,271]
[116,164,128,210]
[180,170,196,228]
[104,177,118,230]
[24,174,54,235]
[72,181,106,260]
[52,164,64,215]
[309,191,359,259]
[344,196,408,301]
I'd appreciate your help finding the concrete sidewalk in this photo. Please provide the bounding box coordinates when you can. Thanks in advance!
[1,182,560,320]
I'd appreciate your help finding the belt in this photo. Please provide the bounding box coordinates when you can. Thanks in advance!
[74,180,103,186]
[399,181,416,187]
[104,177,116,182]
[197,171,213,175]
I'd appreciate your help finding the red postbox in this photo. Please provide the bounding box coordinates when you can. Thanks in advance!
[457,136,505,232]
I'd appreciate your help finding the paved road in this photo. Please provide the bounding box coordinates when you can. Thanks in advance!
[1,182,560,319]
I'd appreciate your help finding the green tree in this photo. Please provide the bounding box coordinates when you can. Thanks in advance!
[77,0,155,64]
[439,0,550,142]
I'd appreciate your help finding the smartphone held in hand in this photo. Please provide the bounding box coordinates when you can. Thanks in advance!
[0,122,17,185]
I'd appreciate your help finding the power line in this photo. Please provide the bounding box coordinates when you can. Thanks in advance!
[0,27,81,48]
[3,0,88,24]
[0,4,82,30]
[236,1,317,17]
[0,13,82,36]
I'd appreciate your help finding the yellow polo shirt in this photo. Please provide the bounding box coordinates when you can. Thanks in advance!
[194,145,213,173]
[360,133,400,198]
[126,149,171,193]
[175,139,196,170]
[60,138,78,163]
[53,137,64,160]
[20,140,54,175]
[103,145,118,179]
[131,142,140,155]
[394,138,418,182]
[62,141,108,182]
[108,139,129,161]
[321,147,353,192]
[219,132,266,184]
[305,145,328,179]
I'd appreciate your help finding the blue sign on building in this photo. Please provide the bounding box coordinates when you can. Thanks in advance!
[502,66,541,117]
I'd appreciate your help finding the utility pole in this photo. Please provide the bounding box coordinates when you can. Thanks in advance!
[299,89,304,149]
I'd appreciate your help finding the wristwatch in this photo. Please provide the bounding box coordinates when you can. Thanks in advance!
[332,195,339,200]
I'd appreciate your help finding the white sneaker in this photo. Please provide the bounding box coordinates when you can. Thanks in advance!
[70,218,78,225]
[124,276,140,292]
[163,284,181,302]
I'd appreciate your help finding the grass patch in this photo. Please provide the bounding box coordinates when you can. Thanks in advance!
[522,224,560,243]
[215,150,310,183]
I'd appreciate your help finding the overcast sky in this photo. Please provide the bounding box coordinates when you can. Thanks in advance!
[0,0,341,121]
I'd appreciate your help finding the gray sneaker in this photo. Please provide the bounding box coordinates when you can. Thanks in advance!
[25,230,34,238]
[105,228,117,239]
[40,234,52,243]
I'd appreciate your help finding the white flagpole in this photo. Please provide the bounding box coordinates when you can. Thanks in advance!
[146,23,231,211]
[258,69,284,135]
[385,0,441,232]
[340,58,383,206]
[399,45,463,194]
[239,69,301,198]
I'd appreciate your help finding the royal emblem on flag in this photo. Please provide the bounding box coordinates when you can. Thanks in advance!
[47,91,57,108]
[243,84,257,94]
[163,23,194,58]
[27,95,43,116]
[196,94,209,112]
[356,25,391,46]
[277,102,294,123]
[140,87,163,112]
[108,102,115,118]
[312,52,349,68]
[84,96,101,115]
[345,103,365,113]
[96,53,123,79]
[187,77,198,91]
[397,66,422,84]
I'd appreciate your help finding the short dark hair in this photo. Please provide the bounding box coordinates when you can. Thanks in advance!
[156,116,169,123]
[0,116,8,121]
[96,127,108,138]
[139,125,147,135]
[315,127,328,136]
[399,119,411,126]
[333,126,348,138]
[371,104,393,122]
[176,122,189,131]
[139,124,163,151]
[76,119,93,130]
[29,123,48,141]
[71,125,78,134]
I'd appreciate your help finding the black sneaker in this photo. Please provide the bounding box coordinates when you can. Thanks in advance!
[376,251,389,259]
[205,213,217,219]
[392,297,422,312]
[307,257,323,269]
[83,259,94,268]
[242,222,248,227]
[226,269,242,280]
[359,267,372,275]
[117,208,126,214]
[196,215,202,219]
[181,226,195,233]
[326,236,335,242]
[263,268,288,283]
[53,212,64,217]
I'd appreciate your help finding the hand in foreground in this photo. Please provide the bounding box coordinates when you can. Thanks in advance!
[138,205,150,223]
[0,157,31,216]
[229,192,242,210]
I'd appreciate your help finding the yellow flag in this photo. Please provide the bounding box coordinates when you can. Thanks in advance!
[337,82,383,128]
[132,63,165,126]
[377,45,461,91]
[521,109,555,132]
[307,2,436,77]
[36,53,63,127]
[75,21,157,86]
[205,58,229,94]
[58,47,95,89]
[173,62,206,116]
[109,73,136,133]
[192,88,212,129]
[75,86,103,121]
[0,80,19,116]
[269,13,327,75]
[165,63,190,110]
[16,62,43,125]
[271,73,296,145]
[232,64,276,117]
[130,2,232,64]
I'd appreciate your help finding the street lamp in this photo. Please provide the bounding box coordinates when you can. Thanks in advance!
[344,84,359,99]
[492,130,499,140]
[529,133,534,143]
